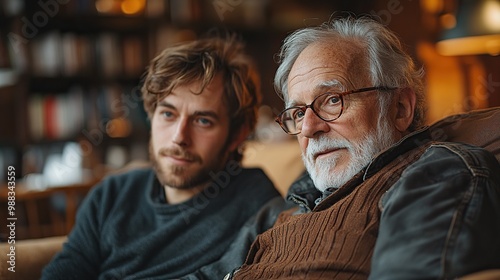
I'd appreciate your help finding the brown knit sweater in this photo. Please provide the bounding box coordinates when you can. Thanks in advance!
[233,142,430,280]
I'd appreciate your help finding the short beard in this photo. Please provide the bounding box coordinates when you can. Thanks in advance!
[149,142,229,190]
[303,116,398,193]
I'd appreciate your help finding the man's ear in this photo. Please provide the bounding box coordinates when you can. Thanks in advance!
[228,125,250,152]
[394,87,416,133]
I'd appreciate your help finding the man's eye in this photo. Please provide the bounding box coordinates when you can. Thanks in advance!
[161,111,174,118]
[326,95,341,105]
[292,109,305,120]
[195,117,213,127]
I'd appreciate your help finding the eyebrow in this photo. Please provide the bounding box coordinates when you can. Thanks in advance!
[157,101,220,120]
[319,80,344,90]
[286,80,345,107]
[193,111,220,120]
[157,101,176,110]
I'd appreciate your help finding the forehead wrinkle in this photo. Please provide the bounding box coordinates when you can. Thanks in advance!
[310,41,368,86]
[288,65,325,84]
[286,39,368,108]
[287,65,341,106]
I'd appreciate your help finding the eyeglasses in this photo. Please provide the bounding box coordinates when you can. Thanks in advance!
[275,86,397,135]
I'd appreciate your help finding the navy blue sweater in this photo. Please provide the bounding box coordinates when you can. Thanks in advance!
[42,167,280,279]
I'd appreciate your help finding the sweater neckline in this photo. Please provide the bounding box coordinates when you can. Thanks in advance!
[147,169,236,215]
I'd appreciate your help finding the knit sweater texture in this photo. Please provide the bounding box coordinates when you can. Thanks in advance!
[42,167,280,279]
[234,145,426,280]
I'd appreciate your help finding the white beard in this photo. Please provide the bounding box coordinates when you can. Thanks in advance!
[302,119,397,193]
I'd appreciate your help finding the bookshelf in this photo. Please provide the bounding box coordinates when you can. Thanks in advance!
[0,0,348,183]
[0,1,159,182]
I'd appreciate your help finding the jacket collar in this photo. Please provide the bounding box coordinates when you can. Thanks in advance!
[286,171,320,212]
[286,127,433,210]
[363,126,432,179]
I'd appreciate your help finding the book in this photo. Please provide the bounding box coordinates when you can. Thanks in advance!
[31,31,62,76]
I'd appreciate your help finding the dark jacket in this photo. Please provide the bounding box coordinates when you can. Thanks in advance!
[231,128,500,279]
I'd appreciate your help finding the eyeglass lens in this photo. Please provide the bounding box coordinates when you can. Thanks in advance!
[279,92,343,134]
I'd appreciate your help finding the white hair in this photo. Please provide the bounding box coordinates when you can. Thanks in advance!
[274,16,426,131]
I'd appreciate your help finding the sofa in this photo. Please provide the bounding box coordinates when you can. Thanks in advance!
[1,107,499,280]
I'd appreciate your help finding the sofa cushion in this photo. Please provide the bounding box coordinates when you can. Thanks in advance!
[0,235,67,280]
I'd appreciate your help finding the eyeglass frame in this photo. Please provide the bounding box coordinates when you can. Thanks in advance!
[274,86,398,135]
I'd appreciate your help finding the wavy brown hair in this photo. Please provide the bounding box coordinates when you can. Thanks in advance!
[141,36,261,162]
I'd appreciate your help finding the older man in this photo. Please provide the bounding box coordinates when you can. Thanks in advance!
[228,16,500,279]
[42,36,281,279]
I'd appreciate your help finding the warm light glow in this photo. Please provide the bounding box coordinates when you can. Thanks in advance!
[106,118,132,138]
[421,0,444,13]
[437,34,500,56]
[417,42,466,123]
[437,0,500,56]
[440,13,456,29]
[121,0,145,15]
[465,57,488,110]
[483,0,500,30]
[95,0,115,13]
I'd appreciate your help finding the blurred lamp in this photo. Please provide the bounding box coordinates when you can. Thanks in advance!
[437,0,500,56]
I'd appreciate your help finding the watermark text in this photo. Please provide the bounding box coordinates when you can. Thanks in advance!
[6,166,17,273]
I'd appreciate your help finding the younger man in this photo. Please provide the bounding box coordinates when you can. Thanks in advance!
[43,36,281,279]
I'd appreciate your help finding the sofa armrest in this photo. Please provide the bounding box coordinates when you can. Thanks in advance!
[0,235,66,280]
[242,140,304,196]
[460,270,500,280]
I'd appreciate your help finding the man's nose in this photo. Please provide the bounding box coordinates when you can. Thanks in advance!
[172,118,191,146]
[300,108,330,138]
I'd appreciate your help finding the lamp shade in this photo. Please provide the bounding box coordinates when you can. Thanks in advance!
[437,0,500,56]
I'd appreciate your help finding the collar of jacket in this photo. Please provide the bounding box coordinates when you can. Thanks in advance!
[286,126,433,212]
